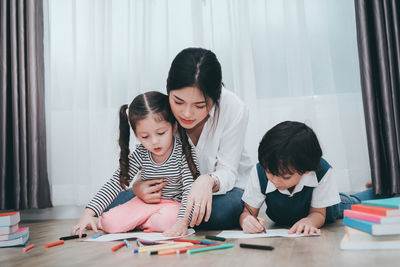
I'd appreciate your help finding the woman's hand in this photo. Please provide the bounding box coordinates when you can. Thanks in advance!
[70,208,99,238]
[163,219,188,237]
[132,174,168,204]
[288,218,321,235]
[184,174,214,227]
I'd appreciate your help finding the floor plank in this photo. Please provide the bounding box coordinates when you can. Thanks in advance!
[1,219,398,267]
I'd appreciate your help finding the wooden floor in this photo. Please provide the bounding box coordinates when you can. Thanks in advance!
[1,218,399,267]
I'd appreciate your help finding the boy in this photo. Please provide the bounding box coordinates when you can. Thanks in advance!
[240,121,373,235]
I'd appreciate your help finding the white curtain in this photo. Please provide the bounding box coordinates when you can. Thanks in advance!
[44,0,370,206]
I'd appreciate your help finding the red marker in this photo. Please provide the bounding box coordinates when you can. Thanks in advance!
[23,244,34,252]
[111,241,126,252]
[44,240,64,248]
[173,238,201,244]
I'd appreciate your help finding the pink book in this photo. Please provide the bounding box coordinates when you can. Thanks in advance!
[344,209,400,224]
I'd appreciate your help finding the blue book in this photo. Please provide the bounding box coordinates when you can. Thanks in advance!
[343,217,400,236]
[362,197,400,209]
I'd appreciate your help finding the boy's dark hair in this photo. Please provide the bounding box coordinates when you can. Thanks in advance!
[258,121,322,176]
[118,91,199,189]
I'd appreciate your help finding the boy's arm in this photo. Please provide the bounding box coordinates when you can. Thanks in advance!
[240,203,265,234]
[288,207,326,235]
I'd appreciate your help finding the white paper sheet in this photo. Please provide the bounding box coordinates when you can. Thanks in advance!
[217,229,320,239]
[84,228,195,242]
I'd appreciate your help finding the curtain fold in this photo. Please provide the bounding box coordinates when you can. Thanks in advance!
[0,0,52,209]
[355,0,400,196]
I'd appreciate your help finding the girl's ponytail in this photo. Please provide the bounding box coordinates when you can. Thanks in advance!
[119,104,130,189]
[178,124,200,179]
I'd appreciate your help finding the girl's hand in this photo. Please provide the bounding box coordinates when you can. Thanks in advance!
[70,208,99,238]
[184,174,214,227]
[241,214,266,234]
[132,174,168,204]
[163,219,188,237]
[288,218,321,235]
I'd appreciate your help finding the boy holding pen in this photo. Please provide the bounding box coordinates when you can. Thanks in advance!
[239,121,374,235]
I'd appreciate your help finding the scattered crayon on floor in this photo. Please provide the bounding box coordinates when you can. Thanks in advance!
[23,244,34,252]
[44,240,64,248]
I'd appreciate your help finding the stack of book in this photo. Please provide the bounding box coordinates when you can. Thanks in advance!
[341,197,400,250]
[0,211,29,248]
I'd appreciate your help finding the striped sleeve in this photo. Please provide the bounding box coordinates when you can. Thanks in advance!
[86,146,144,216]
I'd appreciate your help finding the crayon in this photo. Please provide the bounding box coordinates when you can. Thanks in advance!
[153,244,218,255]
[143,229,152,233]
[187,243,234,254]
[124,239,131,249]
[23,244,34,252]
[44,240,65,248]
[205,235,226,242]
[239,243,274,250]
[111,241,126,252]
[189,239,220,245]
[91,232,102,239]
[141,242,194,254]
[59,234,87,240]
[173,238,201,244]
[138,240,162,246]
[132,242,175,253]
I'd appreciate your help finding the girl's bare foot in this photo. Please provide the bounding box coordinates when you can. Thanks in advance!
[365,181,372,188]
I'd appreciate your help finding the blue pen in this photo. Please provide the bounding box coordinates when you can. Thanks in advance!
[124,239,130,249]
[91,232,102,239]
[192,239,220,245]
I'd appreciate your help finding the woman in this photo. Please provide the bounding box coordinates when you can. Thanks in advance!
[72,48,252,235]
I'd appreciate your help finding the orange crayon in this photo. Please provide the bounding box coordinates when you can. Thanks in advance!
[111,241,126,252]
[23,244,34,252]
[44,240,64,248]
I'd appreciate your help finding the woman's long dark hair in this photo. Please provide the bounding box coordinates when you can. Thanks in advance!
[166,47,223,179]
[119,91,199,189]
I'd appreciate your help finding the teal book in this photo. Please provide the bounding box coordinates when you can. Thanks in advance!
[343,217,400,236]
[362,197,400,209]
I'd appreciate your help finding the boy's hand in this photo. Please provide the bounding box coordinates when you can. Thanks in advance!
[288,218,320,235]
[241,214,266,234]
[163,219,188,237]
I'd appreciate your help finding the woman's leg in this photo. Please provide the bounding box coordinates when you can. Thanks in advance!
[196,187,244,230]
[141,200,181,232]
[99,197,161,233]
[326,188,376,222]
[104,188,136,212]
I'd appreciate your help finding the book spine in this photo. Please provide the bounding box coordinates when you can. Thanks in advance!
[343,217,372,234]
[344,210,381,223]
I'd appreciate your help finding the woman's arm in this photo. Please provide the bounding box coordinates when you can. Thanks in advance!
[212,99,249,194]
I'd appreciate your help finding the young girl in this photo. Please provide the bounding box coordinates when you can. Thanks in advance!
[72,91,199,237]
[240,121,374,235]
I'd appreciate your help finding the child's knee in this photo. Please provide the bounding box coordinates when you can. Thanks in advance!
[100,211,130,234]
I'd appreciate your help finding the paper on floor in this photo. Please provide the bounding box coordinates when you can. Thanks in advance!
[217,229,320,239]
[84,228,195,242]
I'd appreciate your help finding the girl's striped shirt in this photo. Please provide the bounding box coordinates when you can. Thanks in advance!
[86,137,197,219]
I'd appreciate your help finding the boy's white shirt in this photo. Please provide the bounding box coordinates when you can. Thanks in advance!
[242,165,341,210]
[187,88,253,195]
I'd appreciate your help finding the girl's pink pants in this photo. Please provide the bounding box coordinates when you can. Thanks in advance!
[99,197,181,233]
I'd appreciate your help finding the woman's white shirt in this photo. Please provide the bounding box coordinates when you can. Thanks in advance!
[189,88,253,194]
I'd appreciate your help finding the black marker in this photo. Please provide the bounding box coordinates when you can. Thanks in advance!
[239,243,274,250]
[59,234,87,240]
[205,235,226,241]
